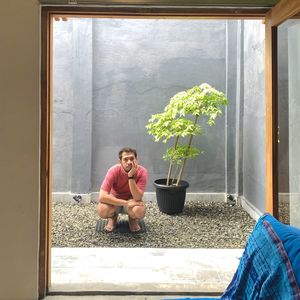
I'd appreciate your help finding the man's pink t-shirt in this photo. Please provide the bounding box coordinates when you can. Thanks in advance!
[101,164,148,200]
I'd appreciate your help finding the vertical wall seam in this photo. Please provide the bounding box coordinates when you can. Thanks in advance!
[225,20,228,196]
[235,20,241,197]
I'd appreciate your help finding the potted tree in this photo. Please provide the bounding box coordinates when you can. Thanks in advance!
[146,83,228,214]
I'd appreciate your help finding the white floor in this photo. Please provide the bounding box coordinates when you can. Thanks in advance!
[50,247,243,295]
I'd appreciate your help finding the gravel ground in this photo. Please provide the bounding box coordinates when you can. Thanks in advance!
[278,201,289,225]
[52,200,256,248]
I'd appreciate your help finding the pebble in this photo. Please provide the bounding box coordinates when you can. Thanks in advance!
[52,200,256,248]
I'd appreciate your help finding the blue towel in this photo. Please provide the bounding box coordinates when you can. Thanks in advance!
[221,214,300,299]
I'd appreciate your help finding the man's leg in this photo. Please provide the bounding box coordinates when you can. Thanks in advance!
[127,202,146,232]
[96,202,118,232]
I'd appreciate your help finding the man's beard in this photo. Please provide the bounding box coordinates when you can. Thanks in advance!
[124,165,132,172]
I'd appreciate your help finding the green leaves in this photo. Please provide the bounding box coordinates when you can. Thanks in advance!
[163,144,203,165]
[146,83,228,144]
[145,82,228,183]
[146,112,202,143]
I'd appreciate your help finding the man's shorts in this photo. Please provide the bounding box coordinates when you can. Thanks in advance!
[116,205,128,215]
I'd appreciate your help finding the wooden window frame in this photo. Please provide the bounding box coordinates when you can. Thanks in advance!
[265,0,300,217]
[40,2,299,298]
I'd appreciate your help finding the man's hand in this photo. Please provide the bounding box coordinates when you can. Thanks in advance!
[127,159,138,178]
[127,199,144,208]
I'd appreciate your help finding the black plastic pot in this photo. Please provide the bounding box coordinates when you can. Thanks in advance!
[153,178,189,215]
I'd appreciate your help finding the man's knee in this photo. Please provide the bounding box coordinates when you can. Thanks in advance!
[129,204,146,219]
[97,202,116,218]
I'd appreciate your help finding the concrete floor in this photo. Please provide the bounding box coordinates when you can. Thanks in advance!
[49,247,243,298]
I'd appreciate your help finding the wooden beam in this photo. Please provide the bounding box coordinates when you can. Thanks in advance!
[39,8,52,300]
[47,6,268,18]
[265,0,300,26]
[265,17,278,216]
[39,0,279,6]
[264,0,300,216]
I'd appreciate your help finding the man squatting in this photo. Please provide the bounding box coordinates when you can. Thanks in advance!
[96,147,148,233]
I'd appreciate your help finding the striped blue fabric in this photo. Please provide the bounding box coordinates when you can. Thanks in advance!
[221,214,300,300]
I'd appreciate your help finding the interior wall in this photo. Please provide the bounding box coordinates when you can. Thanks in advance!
[0,1,39,300]
[243,20,266,213]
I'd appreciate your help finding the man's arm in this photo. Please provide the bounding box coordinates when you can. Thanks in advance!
[99,189,128,206]
[127,159,146,201]
[128,179,144,201]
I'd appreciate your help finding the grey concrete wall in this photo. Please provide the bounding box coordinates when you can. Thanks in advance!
[53,19,267,206]
[53,19,93,193]
[278,24,290,194]
[225,20,244,196]
[276,20,300,225]
[53,20,74,192]
[287,22,300,227]
[53,18,230,193]
[243,20,266,213]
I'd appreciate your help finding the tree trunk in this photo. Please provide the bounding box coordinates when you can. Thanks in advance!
[166,136,179,185]
[172,164,179,185]
[176,116,198,186]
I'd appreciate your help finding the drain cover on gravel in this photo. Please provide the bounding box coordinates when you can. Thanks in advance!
[96,218,146,233]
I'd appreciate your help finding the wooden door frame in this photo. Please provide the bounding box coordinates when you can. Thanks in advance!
[265,0,300,217]
[39,3,282,299]
[40,7,53,300]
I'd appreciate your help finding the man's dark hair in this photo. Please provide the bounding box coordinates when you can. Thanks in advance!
[119,147,137,160]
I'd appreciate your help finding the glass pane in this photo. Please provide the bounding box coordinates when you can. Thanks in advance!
[278,17,300,227]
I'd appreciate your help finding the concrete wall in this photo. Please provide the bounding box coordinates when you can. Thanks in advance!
[53,18,240,194]
[277,24,290,194]
[53,19,93,193]
[276,20,300,226]
[0,1,39,300]
[287,22,300,227]
[242,20,266,213]
[225,20,244,196]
